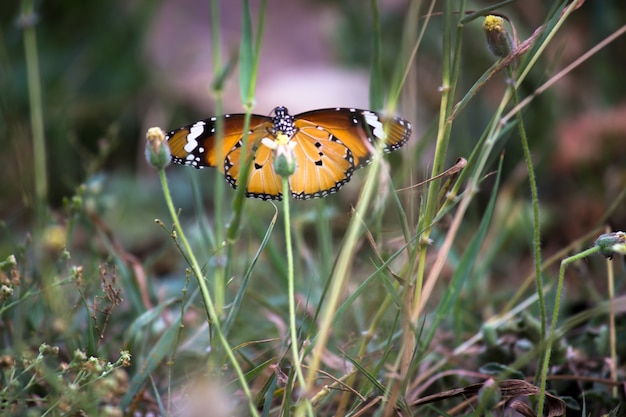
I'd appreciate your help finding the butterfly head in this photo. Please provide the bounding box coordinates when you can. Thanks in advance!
[271,106,297,138]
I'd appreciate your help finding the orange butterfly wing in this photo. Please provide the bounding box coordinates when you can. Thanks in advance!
[285,108,412,199]
[294,108,412,168]
[287,128,355,199]
[166,107,412,201]
[166,114,287,199]
[224,133,285,200]
[166,114,271,171]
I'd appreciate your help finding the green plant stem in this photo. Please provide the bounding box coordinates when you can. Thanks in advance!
[227,0,267,242]
[505,65,547,369]
[537,245,599,415]
[408,0,459,365]
[158,168,260,417]
[210,0,226,316]
[166,276,191,415]
[606,255,618,398]
[369,0,383,110]
[392,0,432,104]
[304,155,382,394]
[21,0,47,222]
[282,177,307,392]
[227,113,255,241]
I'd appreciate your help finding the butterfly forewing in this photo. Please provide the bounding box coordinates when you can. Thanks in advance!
[166,114,272,171]
[295,108,412,168]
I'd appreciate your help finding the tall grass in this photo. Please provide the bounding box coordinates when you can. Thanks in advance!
[20,0,47,226]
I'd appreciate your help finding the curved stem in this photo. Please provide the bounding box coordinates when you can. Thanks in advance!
[158,168,259,417]
[282,177,307,391]
[537,246,599,415]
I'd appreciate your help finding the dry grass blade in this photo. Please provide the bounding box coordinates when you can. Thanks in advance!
[396,157,467,192]
[409,379,566,416]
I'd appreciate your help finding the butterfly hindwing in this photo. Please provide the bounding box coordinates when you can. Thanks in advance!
[288,128,355,199]
[224,132,284,200]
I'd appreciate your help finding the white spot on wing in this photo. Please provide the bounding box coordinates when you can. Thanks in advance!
[185,121,205,153]
[363,111,386,140]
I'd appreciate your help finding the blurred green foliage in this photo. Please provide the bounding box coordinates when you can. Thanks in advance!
[1,1,156,214]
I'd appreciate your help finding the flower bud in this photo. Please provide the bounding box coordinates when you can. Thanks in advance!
[145,127,171,169]
[262,134,297,178]
[483,15,513,58]
[595,231,626,259]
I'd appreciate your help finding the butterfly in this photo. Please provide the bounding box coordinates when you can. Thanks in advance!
[165,106,412,200]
